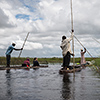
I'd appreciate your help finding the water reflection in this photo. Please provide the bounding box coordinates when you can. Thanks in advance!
[61,73,71,100]
[6,69,10,73]
[5,72,12,100]
[0,65,100,100]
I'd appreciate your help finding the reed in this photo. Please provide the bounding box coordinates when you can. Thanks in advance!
[0,56,94,65]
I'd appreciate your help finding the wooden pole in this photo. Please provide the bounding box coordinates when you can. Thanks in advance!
[92,38,100,45]
[74,35,93,58]
[70,0,74,31]
[70,0,75,73]
[18,32,30,58]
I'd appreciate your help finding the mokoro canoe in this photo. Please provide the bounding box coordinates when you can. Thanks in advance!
[0,65,48,70]
[59,65,82,74]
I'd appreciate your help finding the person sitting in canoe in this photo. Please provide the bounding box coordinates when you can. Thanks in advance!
[60,33,74,70]
[5,43,23,68]
[33,57,40,66]
[23,58,30,67]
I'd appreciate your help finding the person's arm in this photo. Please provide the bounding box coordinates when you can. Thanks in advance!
[37,61,40,66]
[14,48,23,51]
[83,48,86,53]
[68,33,74,42]
[70,53,75,56]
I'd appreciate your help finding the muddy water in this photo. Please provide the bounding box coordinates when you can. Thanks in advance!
[0,64,100,100]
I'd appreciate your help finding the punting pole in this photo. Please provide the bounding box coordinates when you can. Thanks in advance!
[74,35,93,58]
[70,0,75,73]
[92,38,100,45]
[18,32,30,58]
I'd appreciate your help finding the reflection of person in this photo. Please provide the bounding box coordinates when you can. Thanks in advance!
[5,43,23,67]
[60,34,74,70]
[6,72,12,98]
[33,57,40,66]
[62,73,71,99]
[81,48,86,66]
[23,58,30,66]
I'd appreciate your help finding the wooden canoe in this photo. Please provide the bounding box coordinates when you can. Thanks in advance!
[0,65,48,70]
[59,65,82,74]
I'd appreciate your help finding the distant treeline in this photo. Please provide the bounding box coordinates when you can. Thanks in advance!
[0,56,98,65]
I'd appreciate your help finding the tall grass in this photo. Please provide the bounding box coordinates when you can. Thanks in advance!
[94,58,100,66]
[0,56,94,65]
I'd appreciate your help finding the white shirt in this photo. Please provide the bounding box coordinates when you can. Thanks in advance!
[60,34,73,56]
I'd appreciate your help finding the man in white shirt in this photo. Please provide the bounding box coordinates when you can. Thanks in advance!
[60,33,74,70]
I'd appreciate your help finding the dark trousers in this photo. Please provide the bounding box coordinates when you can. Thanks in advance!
[6,55,11,67]
[63,51,71,68]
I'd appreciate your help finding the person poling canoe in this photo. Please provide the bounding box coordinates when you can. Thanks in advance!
[60,33,74,70]
[81,48,86,65]
[5,43,23,68]
[80,48,89,67]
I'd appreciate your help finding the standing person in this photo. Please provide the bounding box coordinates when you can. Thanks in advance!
[5,43,23,68]
[23,58,30,67]
[33,57,40,66]
[81,48,86,67]
[60,33,74,70]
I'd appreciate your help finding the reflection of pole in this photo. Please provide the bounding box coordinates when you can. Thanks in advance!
[72,75,75,100]
[70,0,75,73]
[18,32,30,58]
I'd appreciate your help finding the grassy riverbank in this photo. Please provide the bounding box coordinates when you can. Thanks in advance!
[0,56,97,65]
[1,56,100,73]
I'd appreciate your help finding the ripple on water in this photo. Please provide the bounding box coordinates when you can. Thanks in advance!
[0,65,100,100]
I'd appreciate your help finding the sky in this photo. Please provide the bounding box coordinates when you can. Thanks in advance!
[0,0,100,58]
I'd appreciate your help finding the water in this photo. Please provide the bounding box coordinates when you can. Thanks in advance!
[0,64,100,100]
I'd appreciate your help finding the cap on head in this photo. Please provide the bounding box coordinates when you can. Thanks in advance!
[12,43,16,46]
[81,49,83,51]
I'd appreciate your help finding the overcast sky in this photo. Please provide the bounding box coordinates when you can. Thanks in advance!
[0,0,100,58]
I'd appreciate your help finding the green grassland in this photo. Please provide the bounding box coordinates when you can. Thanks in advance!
[0,56,98,65]
[0,56,100,72]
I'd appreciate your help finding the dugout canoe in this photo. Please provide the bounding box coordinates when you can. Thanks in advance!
[59,65,82,74]
[0,65,48,70]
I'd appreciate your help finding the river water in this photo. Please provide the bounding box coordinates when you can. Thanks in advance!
[0,64,100,100]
